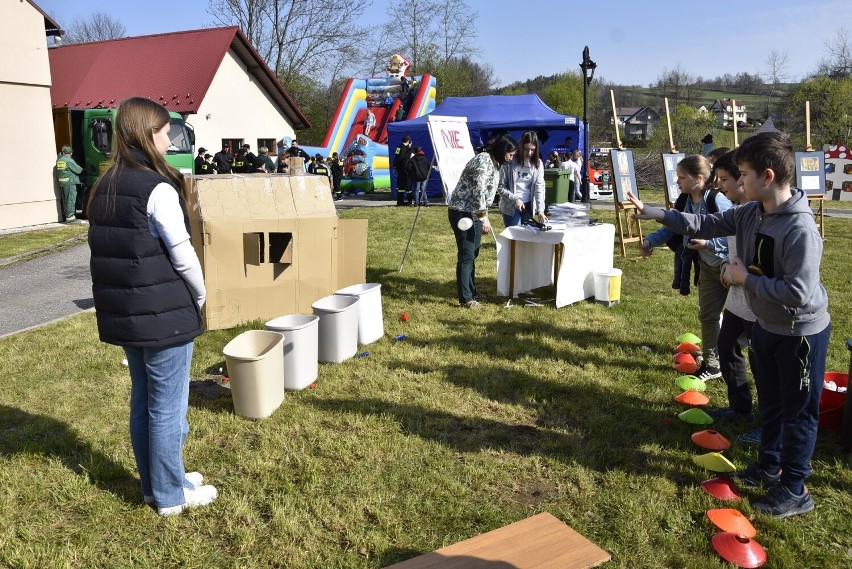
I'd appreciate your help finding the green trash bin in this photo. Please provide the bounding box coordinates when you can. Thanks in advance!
[543,169,571,204]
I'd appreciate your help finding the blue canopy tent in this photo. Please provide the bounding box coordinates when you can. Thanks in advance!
[386,94,585,199]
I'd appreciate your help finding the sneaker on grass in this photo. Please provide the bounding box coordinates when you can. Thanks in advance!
[158,484,218,517]
[730,462,780,488]
[145,472,207,505]
[753,484,814,519]
[695,364,722,381]
[738,427,762,445]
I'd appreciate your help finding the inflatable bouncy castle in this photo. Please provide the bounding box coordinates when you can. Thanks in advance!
[287,54,437,192]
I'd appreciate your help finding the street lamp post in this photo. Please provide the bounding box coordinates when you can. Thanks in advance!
[579,46,597,203]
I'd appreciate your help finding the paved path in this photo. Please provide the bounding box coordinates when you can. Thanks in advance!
[0,241,92,338]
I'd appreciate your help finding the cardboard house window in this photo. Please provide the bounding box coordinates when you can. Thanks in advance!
[243,232,293,266]
[269,232,293,264]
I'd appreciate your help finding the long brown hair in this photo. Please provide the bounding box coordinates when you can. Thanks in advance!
[88,97,182,210]
[518,131,541,169]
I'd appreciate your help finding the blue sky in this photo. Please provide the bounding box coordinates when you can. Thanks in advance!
[38,0,850,87]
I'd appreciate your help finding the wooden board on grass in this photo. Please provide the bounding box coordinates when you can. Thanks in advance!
[384,512,611,569]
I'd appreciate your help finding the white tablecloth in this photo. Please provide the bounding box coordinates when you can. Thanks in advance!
[496,223,616,308]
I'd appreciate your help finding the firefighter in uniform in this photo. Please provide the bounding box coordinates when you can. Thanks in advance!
[56,145,83,222]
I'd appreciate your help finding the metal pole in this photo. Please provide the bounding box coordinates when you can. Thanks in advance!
[580,46,595,204]
[582,62,590,203]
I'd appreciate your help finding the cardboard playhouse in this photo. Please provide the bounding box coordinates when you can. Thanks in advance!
[184,174,367,330]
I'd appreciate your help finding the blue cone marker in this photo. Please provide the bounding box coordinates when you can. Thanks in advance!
[357,351,369,358]
[395,334,407,341]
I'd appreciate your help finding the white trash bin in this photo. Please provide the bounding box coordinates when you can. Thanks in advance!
[334,283,384,345]
[222,330,286,419]
[594,268,622,307]
[312,294,360,363]
[265,315,319,390]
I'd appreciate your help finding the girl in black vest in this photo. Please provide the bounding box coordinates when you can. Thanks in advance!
[88,97,217,516]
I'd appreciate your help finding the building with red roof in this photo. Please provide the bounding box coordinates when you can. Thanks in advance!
[48,26,310,159]
[2,1,62,230]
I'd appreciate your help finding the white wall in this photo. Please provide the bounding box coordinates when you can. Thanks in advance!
[1,2,60,229]
[187,49,297,153]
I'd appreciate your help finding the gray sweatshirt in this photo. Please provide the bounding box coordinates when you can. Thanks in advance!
[659,189,829,336]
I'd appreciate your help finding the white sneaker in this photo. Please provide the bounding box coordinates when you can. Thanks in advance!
[144,472,206,504]
[185,471,204,488]
[158,485,218,517]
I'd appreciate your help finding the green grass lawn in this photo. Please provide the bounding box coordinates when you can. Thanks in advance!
[1,206,851,568]
[0,225,87,263]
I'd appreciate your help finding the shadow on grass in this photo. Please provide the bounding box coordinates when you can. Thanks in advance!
[379,551,519,568]
[309,381,696,485]
[368,267,498,306]
[404,315,663,374]
[0,404,139,503]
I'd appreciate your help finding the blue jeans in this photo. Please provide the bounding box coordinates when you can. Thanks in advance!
[412,180,427,204]
[125,340,194,508]
[501,201,533,228]
[752,322,831,493]
[448,208,482,304]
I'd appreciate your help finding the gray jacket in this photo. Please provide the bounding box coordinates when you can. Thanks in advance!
[660,188,829,336]
[498,158,545,218]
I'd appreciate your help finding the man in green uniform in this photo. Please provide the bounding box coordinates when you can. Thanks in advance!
[56,145,82,222]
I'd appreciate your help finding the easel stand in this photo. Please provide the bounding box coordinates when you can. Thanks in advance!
[614,202,643,258]
[808,195,826,239]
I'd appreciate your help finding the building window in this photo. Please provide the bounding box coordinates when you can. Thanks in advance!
[222,138,242,154]
[257,138,276,154]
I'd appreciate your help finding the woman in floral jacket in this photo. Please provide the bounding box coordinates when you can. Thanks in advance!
[447,135,517,308]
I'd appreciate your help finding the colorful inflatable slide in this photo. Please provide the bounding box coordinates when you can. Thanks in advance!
[295,54,437,191]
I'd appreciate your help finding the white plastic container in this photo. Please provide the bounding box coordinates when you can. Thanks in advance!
[334,283,384,345]
[222,330,286,419]
[594,268,622,307]
[265,315,319,390]
[312,294,360,363]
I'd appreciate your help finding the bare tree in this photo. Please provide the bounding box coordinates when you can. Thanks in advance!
[654,65,696,106]
[763,49,788,118]
[433,0,480,66]
[380,0,437,74]
[816,27,852,79]
[63,11,126,43]
[208,0,371,88]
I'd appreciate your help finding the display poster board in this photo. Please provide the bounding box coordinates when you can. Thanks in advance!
[795,151,826,195]
[425,115,475,203]
[610,149,638,203]
[661,153,685,206]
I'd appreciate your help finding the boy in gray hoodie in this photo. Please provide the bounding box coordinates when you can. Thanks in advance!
[627,131,830,519]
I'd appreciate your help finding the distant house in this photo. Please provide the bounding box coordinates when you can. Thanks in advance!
[708,99,748,128]
[48,26,310,161]
[1,1,62,230]
[612,106,661,141]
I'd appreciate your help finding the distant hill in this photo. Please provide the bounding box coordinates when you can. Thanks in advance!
[496,75,796,121]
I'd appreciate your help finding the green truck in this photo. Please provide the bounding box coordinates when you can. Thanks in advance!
[53,107,196,192]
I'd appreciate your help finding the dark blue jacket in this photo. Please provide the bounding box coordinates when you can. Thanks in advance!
[88,152,203,347]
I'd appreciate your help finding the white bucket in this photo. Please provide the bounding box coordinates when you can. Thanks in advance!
[334,283,384,345]
[265,315,319,390]
[594,268,622,307]
[222,330,286,419]
[312,294,360,363]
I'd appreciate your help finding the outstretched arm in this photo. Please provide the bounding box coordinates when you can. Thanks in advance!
[626,191,665,221]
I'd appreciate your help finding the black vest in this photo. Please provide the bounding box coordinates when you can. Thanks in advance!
[88,156,203,348]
